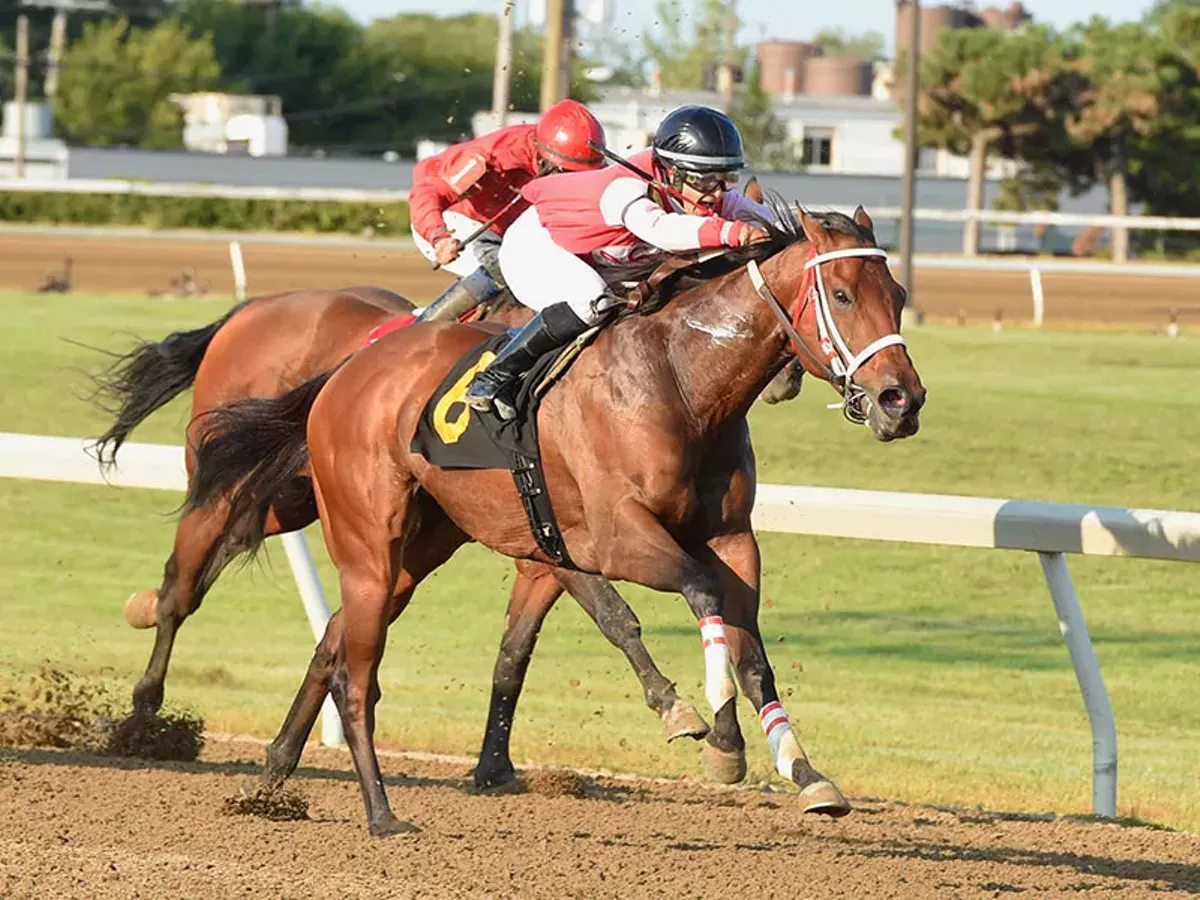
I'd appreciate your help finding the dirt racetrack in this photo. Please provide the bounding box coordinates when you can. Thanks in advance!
[3,230,1199,330]
[2,738,1198,899]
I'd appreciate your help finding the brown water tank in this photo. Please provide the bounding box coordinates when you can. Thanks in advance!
[802,57,873,97]
[757,40,816,96]
[895,2,975,56]
[978,2,1032,30]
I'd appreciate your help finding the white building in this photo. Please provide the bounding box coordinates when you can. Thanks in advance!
[580,87,1018,180]
[171,93,288,157]
[0,102,68,180]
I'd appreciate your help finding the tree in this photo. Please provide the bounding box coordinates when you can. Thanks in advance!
[643,0,743,91]
[729,65,794,168]
[580,22,647,88]
[1053,18,1200,260]
[176,5,597,155]
[812,27,884,62]
[359,14,595,154]
[1144,0,1200,28]
[54,18,221,148]
[908,25,1066,255]
[177,0,376,151]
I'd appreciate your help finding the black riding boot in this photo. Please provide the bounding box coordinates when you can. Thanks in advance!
[414,267,502,323]
[465,301,590,420]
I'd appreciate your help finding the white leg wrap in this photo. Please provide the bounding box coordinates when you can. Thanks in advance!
[759,700,806,779]
[698,616,737,714]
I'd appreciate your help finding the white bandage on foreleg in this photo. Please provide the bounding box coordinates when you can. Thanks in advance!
[759,700,806,779]
[698,616,737,713]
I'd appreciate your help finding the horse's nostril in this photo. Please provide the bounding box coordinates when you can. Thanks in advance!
[878,386,908,414]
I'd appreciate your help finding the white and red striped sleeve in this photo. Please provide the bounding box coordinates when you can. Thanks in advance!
[598,178,749,252]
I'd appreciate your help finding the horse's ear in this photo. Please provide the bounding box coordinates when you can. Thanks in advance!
[852,205,875,235]
[799,210,831,250]
[744,176,763,203]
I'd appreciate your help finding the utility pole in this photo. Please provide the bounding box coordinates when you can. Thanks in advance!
[492,0,517,126]
[540,0,572,111]
[22,0,117,102]
[14,14,29,178]
[899,0,921,314]
[44,9,68,99]
[560,0,575,103]
[719,0,738,112]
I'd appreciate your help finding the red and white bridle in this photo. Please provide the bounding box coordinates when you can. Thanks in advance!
[747,246,906,424]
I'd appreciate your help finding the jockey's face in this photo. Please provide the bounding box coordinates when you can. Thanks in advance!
[674,168,740,215]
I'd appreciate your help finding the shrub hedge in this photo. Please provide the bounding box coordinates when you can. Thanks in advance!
[0,191,411,236]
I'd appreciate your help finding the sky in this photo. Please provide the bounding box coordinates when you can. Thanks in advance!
[327,0,1155,50]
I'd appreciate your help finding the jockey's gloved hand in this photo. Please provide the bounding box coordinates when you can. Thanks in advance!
[740,226,771,247]
[434,238,462,266]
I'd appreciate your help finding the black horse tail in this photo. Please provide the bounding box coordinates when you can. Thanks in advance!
[185,362,345,559]
[89,300,249,469]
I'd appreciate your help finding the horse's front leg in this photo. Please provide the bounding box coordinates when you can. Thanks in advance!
[597,500,746,784]
[704,531,851,816]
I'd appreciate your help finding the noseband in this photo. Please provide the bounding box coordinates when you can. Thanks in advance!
[747,246,906,424]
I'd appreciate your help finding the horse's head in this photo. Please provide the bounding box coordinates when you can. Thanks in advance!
[780,206,926,441]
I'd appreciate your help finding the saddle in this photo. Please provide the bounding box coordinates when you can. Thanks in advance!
[407,252,738,568]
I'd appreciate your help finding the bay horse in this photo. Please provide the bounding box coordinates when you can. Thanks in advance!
[90,281,801,761]
[188,201,925,836]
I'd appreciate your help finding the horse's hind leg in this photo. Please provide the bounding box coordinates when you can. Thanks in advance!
[706,531,851,817]
[261,507,466,788]
[130,504,234,715]
[473,560,561,789]
[130,483,316,716]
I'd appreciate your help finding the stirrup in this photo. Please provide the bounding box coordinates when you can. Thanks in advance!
[465,371,517,420]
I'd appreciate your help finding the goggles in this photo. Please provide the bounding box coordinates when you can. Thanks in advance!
[678,169,741,192]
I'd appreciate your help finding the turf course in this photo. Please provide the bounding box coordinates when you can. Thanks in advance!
[1,289,1198,830]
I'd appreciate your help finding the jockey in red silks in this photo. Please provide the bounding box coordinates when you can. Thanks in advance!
[408,99,608,324]
[465,105,776,420]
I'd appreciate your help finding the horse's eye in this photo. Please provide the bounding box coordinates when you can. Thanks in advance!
[833,289,851,306]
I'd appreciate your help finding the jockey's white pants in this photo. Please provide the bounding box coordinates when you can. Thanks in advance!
[498,206,614,327]
[411,211,501,280]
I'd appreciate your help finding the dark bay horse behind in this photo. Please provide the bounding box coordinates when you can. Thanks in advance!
[189,201,925,835]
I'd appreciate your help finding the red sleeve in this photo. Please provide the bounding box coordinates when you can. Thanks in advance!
[408,154,460,242]
[409,127,537,242]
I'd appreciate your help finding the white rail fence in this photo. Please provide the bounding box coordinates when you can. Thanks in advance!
[5,431,1200,818]
[4,176,1200,236]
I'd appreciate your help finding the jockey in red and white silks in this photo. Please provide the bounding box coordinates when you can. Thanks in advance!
[407,99,607,323]
[499,147,772,326]
[465,105,775,420]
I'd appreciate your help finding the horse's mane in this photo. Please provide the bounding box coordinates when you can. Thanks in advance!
[637,190,877,314]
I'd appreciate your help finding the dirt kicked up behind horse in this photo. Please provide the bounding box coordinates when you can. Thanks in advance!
[86,278,802,770]
[186,198,925,836]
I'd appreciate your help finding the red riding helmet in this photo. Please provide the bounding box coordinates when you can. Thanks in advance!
[534,99,607,172]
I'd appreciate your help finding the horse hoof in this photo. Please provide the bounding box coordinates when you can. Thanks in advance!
[370,813,420,837]
[124,589,158,629]
[473,764,519,793]
[699,742,747,785]
[798,780,852,817]
[661,700,709,742]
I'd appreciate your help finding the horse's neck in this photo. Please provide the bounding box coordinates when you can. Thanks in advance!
[657,247,802,430]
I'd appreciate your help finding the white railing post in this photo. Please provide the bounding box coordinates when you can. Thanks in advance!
[1030,268,1045,328]
[228,240,248,302]
[1037,551,1117,818]
[280,530,343,747]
